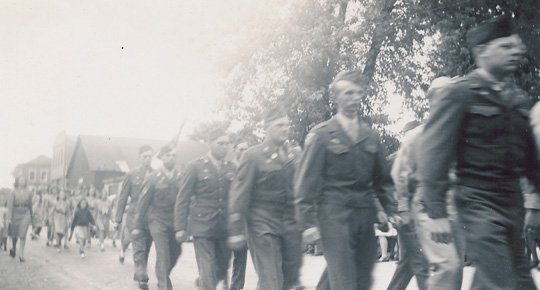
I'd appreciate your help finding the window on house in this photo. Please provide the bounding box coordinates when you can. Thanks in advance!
[41,170,48,182]
[29,170,36,181]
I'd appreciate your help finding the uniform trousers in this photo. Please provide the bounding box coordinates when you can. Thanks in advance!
[128,212,153,283]
[230,247,248,290]
[119,212,131,250]
[193,237,231,290]
[411,190,464,290]
[318,204,377,290]
[148,220,181,290]
[386,222,429,290]
[454,185,537,290]
[247,226,302,290]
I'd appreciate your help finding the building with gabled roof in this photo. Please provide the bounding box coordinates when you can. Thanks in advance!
[12,155,52,190]
[51,131,77,188]
[65,135,208,190]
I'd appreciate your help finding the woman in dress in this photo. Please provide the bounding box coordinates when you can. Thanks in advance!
[53,190,70,251]
[7,177,33,262]
[30,188,44,240]
[96,188,111,251]
[44,186,58,246]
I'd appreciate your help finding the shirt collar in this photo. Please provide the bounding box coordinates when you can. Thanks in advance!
[334,112,358,129]
[206,153,222,169]
[476,68,508,92]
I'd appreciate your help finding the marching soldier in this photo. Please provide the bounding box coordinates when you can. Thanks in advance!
[294,70,397,290]
[230,140,249,290]
[228,106,303,290]
[175,129,234,290]
[113,145,154,290]
[417,15,539,290]
[134,144,182,290]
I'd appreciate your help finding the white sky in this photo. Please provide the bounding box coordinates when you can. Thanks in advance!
[0,0,229,187]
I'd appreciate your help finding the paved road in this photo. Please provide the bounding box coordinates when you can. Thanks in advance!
[1,233,540,289]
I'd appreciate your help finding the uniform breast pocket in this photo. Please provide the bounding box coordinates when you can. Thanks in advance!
[258,169,283,190]
[465,104,503,142]
[326,143,354,178]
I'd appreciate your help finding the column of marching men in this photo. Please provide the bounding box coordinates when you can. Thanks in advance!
[2,14,540,290]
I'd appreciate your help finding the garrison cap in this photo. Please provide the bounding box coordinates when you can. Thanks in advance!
[207,128,228,143]
[332,70,366,86]
[138,144,152,155]
[467,14,514,48]
[158,143,176,158]
[263,105,288,124]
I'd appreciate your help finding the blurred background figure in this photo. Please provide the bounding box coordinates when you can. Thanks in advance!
[7,177,33,262]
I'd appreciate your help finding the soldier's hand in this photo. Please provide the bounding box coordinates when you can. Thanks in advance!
[525,209,540,236]
[228,235,247,251]
[302,227,321,244]
[131,229,142,237]
[428,218,453,244]
[398,211,412,226]
[175,231,188,243]
[113,222,121,231]
[390,214,404,228]
[376,211,388,224]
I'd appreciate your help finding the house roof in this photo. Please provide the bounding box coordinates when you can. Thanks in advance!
[67,135,209,174]
[27,155,51,165]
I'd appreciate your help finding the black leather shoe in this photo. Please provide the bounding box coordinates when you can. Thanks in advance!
[138,281,149,290]
[9,249,15,258]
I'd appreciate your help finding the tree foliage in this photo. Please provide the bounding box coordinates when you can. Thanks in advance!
[191,0,540,154]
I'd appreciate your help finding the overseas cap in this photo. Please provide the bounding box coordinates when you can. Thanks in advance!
[467,14,514,48]
[158,144,176,158]
[138,144,152,155]
[332,70,366,86]
[207,128,228,143]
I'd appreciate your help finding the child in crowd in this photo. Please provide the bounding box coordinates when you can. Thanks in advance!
[69,199,95,259]
[0,201,7,251]
[53,190,70,251]
[96,189,111,251]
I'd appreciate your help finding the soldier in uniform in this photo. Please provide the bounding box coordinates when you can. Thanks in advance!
[113,145,154,289]
[417,15,540,290]
[134,144,182,290]
[228,106,303,290]
[294,70,397,290]
[230,140,249,290]
[175,129,234,290]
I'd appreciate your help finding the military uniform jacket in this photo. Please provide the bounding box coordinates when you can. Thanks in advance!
[228,141,299,237]
[294,118,397,232]
[114,166,153,223]
[174,156,236,238]
[418,69,540,219]
[135,168,181,229]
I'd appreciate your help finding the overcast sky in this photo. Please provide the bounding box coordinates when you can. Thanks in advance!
[0,0,232,187]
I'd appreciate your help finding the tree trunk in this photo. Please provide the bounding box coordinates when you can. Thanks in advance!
[362,0,397,82]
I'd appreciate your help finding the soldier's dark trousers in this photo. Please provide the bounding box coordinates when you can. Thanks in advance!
[230,247,248,290]
[148,221,181,290]
[455,185,537,290]
[247,228,302,290]
[128,214,153,283]
[193,237,231,290]
[318,204,376,290]
[386,223,429,290]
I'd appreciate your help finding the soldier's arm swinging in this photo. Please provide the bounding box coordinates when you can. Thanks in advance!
[294,130,326,243]
[174,164,198,242]
[228,150,258,249]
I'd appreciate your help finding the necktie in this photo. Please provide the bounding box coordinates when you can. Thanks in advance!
[347,120,358,143]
